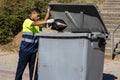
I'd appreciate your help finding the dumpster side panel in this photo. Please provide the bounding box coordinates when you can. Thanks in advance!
[38,38,88,80]
[86,41,105,80]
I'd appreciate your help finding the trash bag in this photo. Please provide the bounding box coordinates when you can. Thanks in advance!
[51,19,67,32]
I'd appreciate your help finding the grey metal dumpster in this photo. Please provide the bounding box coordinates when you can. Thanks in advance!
[37,3,109,80]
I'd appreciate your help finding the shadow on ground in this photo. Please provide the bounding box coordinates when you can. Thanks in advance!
[103,73,118,80]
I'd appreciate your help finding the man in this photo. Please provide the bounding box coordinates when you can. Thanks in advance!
[15,8,54,80]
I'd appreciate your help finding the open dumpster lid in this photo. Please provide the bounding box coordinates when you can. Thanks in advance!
[49,3,108,34]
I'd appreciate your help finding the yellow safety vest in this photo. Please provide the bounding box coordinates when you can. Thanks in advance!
[22,19,39,33]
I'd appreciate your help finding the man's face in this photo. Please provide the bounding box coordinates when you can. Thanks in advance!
[31,11,40,21]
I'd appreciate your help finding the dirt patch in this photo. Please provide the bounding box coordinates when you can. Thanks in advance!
[0,32,22,52]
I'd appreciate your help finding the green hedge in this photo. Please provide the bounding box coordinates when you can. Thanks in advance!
[0,0,49,44]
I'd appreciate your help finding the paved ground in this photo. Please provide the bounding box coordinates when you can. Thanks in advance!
[0,52,29,80]
[0,52,120,80]
[103,59,120,80]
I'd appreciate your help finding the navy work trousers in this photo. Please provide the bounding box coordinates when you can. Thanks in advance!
[15,32,38,80]
[15,51,38,80]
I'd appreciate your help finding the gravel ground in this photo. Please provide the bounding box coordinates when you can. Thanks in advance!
[0,52,119,80]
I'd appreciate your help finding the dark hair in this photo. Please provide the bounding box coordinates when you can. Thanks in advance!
[29,8,41,14]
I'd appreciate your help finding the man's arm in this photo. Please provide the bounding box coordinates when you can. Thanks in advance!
[44,7,51,21]
[31,20,47,26]
[31,8,50,26]
[44,9,50,21]
[31,18,54,26]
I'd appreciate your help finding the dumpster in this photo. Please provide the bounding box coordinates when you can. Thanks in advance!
[37,3,109,80]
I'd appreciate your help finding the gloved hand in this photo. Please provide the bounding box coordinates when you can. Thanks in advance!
[47,6,51,12]
[47,19,54,24]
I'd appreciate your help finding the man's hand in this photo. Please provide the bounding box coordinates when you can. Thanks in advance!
[47,6,51,12]
[44,6,51,21]
[47,19,54,24]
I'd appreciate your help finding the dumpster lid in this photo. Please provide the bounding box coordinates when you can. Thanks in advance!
[49,3,108,34]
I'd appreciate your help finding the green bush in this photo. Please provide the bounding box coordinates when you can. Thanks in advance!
[0,0,49,44]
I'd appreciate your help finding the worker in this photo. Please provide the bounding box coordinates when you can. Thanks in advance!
[15,7,54,80]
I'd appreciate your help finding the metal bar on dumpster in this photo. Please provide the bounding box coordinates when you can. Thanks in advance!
[65,11,78,28]
[80,11,84,28]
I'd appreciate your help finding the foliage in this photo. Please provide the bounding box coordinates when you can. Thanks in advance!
[0,0,49,44]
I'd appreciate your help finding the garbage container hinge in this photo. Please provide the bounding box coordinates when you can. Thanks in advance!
[91,32,107,40]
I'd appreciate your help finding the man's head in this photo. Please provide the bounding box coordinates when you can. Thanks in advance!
[29,8,41,21]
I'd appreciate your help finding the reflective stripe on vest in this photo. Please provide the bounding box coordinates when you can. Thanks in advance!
[22,32,38,43]
[22,38,38,43]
